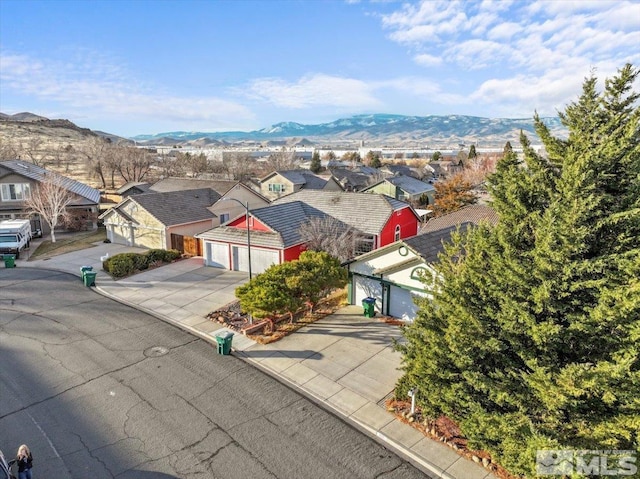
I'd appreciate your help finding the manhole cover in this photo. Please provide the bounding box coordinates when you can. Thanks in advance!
[143,346,170,358]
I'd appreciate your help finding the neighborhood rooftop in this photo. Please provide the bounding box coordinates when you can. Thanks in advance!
[271,190,416,236]
[0,159,101,204]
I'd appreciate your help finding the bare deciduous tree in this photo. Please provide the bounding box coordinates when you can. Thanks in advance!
[298,216,360,262]
[81,137,112,188]
[116,147,153,183]
[24,173,74,243]
[0,136,19,160]
[266,148,296,171]
[22,137,45,166]
[223,152,255,181]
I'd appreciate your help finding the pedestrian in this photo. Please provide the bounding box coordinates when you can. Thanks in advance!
[15,445,32,479]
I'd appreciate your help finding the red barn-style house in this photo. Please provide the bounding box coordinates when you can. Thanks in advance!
[197,190,421,275]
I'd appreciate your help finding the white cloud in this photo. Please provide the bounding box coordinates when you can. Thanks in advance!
[0,50,256,129]
[487,21,521,40]
[413,53,443,67]
[244,74,381,109]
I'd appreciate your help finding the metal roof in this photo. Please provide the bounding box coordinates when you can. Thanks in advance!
[0,160,101,204]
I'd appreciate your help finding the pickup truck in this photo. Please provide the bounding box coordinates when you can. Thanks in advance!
[0,219,33,259]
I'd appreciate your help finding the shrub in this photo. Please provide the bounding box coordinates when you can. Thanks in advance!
[145,249,166,264]
[104,249,181,278]
[107,254,137,278]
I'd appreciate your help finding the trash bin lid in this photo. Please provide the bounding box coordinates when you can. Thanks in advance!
[362,297,376,304]
[216,331,234,339]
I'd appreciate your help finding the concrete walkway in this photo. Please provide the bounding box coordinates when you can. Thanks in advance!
[15,241,496,479]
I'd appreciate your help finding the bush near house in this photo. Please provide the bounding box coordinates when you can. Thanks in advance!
[235,250,347,324]
[103,249,181,278]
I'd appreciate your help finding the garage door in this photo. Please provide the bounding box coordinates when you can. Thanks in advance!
[388,285,420,321]
[353,275,382,312]
[232,246,278,274]
[108,224,131,246]
[207,242,229,268]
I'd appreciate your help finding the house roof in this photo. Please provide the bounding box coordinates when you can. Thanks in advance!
[329,168,373,190]
[261,170,329,190]
[421,204,498,234]
[0,160,101,204]
[149,177,237,195]
[198,225,286,249]
[198,201,339,248]
[405,224,470,263]
[116,181,152,195]
[108,188,220,227]
[380,164,416,177]
[374,175,435,196]
[271,190,416,236]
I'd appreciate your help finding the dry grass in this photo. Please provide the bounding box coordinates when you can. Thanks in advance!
[29,228,107,259]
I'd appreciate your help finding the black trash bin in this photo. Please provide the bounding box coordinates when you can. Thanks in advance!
[215,331,234,355]
[362,297,376,318]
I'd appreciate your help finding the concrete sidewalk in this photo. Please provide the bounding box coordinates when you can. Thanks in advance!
[17,242,496,479]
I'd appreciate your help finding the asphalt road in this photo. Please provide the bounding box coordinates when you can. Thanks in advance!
[0,268,429,479]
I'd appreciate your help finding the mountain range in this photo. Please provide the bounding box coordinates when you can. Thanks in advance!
[0,112,567,148]
[131,114,567,148]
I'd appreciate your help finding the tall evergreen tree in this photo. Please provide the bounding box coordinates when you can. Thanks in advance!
[310,150,322,173]
[396,64,640,477]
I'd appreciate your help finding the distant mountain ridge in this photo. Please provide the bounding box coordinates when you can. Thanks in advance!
[132,114,567,147]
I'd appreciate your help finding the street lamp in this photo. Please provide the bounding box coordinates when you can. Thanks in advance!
[220,198,252,280]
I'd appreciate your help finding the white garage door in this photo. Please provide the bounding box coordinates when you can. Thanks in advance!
[207,242,229,269]
[232,246,278,274]
[388,285,419,321]
[353,275,382,312]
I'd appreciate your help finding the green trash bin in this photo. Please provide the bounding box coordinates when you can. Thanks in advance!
[83,271,97,287]
[80,266,93,281]
[215,331,234,355]
[3,254,16,268]
[362,297,376,318]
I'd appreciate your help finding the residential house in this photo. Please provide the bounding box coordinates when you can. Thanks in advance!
[116,181,152,197]
[425,160,463,179]
[148,177,238,194]
[0,159,100,235]
[361,175,435,206]
[329,167,379,192]
[421,204,498,233]
[99,188,221,250]
[197,190,421,275]
[378,164,421,179]
[347,225,465,321]
[259,169,343,201]
[347,204,499,321]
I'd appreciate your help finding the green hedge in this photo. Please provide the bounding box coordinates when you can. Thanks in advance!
[103,249,182,278]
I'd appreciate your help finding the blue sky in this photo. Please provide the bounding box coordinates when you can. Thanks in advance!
[1,0,638,137]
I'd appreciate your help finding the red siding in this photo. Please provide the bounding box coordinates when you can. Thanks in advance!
[283,243,306,262]
[379,207,419,246]
[228,216,271,232]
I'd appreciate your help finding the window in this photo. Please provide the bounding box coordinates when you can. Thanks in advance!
[394,225,401,241]
[268,183,285,193]
[1,183,31,201]
[220,213,230,224]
